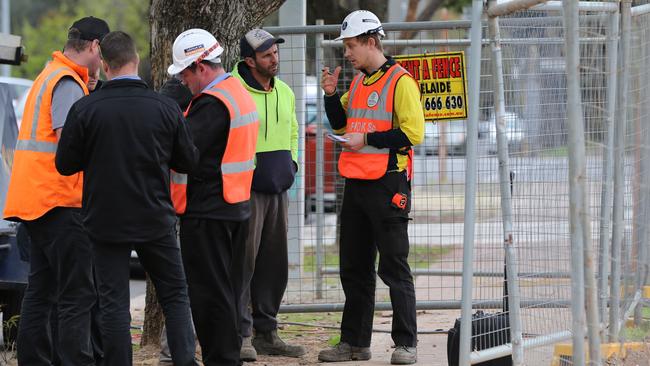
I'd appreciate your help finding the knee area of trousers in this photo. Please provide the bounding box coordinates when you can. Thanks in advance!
[377,263,413,283]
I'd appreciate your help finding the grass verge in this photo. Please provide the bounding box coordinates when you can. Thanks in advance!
[303,244,453,272]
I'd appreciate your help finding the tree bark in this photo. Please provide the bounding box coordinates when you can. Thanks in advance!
[140,275,164,346]
[141,0,285,347]
[150,0,285,89]
[393,0,446,55]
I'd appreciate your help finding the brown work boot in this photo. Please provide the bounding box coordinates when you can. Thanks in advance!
[317,342,372,362]
[252,329,306,357]
[240,336,257,362]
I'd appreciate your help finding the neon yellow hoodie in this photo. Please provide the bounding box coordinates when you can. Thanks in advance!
[232,61,299,193]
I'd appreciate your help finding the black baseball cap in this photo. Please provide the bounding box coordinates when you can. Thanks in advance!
[68,16,110,42]
[240,29,285,58]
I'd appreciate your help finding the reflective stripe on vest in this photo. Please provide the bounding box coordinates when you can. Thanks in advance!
[14,67,67,154]
[206,78,259,204]
[170,76,259,214]
[222,159,255,174]
[338,64,409,179]
[15,140,58,153]
[170,170,187,215]
[4,52,89,221]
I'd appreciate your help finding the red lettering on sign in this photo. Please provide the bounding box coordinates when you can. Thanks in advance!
[432,58,451,79]
[421,58,430,80]
[412,60,420,80]
[450,57,462,77]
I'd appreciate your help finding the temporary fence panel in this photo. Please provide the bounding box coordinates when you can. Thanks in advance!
[269,20,481,312]
[261,0,650,363]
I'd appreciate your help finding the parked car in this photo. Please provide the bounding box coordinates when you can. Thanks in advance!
[486,111,526,154]
[0,83,29,342]
[418,120,467,156]
[0,76,33,126]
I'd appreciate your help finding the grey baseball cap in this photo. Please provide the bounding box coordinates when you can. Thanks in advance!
[240,29,285,58]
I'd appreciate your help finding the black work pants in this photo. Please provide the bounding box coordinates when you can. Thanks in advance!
[339,172,417,348]
[18,207,96,366]
[92,230,196,366]
[239,191,288,337]
[180,218,247,366]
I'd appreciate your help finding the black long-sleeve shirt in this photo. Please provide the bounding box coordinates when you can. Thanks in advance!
[55,79,198,242]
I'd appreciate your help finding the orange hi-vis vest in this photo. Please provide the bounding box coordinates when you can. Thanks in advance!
[4,51,89,221]
[171,75,259,215]
[339,64,409,180]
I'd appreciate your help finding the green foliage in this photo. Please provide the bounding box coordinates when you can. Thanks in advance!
[14,0,150,80]
[620,306,650,341]
[0,314,20,362]
[17,6,77,79]
[442,0,472,13]
[328,334,341,346]
[621,323,650,341]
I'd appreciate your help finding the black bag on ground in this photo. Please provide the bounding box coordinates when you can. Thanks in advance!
[447,262,513,366]
[446,310,512,366]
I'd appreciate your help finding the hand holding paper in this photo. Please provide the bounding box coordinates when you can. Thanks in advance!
[327,133,348,143]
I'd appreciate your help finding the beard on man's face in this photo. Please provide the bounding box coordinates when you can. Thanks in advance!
[254,61,278,79]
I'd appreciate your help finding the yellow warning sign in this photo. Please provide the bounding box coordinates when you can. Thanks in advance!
[394,51,468,121]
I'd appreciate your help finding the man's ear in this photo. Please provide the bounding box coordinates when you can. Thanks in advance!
[93,39,101,55]
[196,62,207,75]
[367,36,376,49]
[102,60,109,76]
[244,56,256,69]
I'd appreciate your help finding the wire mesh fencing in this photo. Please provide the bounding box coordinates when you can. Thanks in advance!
[272,20,478,311]
[262,1,650,364]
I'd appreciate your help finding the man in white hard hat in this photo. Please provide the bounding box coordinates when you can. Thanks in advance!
[231,28,304,361]
[168,28,259,366]
[318,10,424,365]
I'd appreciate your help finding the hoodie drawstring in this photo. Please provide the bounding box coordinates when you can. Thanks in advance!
[276,90,279,124]
[264,94,268,140]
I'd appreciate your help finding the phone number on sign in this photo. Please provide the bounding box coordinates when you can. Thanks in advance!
[422,95,464,111]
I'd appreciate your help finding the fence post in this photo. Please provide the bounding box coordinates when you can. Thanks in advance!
[278,0,307,285]
[609,0,632,343]
[634,15,650,326]
[314,20,325,299]
[459,1,484,365]
[564,1,585,364]
[598,7,619,330]
[486,2,524,364]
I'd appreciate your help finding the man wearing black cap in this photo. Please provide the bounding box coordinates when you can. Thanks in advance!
[3,16,108,365]
[232,28,303,361]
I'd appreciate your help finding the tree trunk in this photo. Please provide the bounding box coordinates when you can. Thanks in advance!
[392,0,446,55]
[149,0,285,89]
[141,0,285,347]
[140,275,164,346]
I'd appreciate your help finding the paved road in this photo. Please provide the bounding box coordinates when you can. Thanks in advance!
[130,279,146,314]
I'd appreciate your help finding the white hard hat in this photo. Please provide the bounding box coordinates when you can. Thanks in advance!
[335,10,385,41]
[167,28,224,75]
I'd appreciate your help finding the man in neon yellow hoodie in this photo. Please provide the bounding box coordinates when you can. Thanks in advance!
[232,28,303,361]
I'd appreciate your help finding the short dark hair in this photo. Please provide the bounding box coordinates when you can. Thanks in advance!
[64,28,92,53]
[357,33,383,51]
[100,31,138,70]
